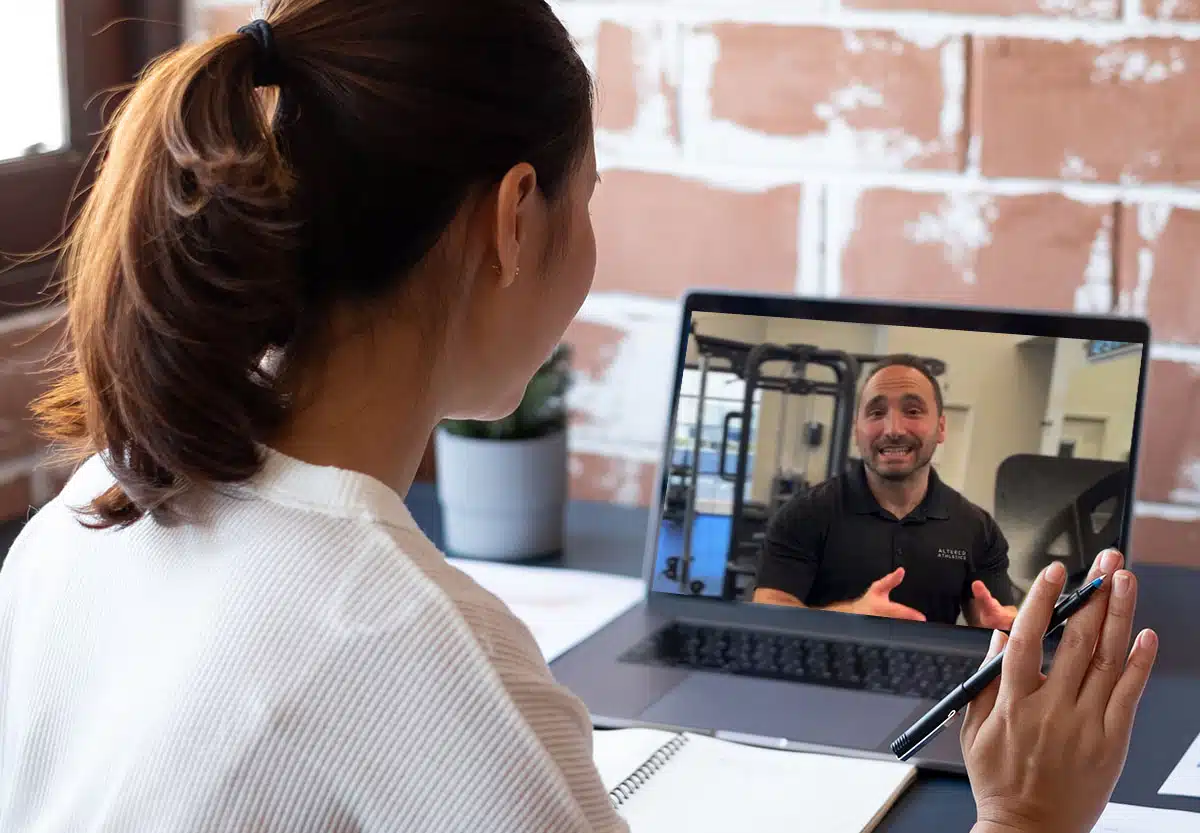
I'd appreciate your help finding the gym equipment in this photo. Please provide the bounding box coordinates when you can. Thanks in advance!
[721,340,862,599]
[660,321,948,601]
[993,454,1130,604]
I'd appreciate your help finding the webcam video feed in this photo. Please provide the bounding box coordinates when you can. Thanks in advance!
[651,311,1144,630]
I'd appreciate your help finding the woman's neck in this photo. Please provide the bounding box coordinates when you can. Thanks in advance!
[269,322,442,497]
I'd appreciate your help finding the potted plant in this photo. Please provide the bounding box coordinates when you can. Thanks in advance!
[434,343,573,561]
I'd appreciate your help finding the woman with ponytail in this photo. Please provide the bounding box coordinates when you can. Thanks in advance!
[2,2,610,830]
[0,2,1155,831]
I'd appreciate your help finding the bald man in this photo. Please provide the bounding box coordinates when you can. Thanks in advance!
[752,354,1018,630]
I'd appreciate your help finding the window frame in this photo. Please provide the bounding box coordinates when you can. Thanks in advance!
[0,0,184,315]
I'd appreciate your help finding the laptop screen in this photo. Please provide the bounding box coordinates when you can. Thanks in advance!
[650,300,1148,632]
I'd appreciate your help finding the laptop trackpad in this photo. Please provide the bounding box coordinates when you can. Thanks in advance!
[639,673,923,750]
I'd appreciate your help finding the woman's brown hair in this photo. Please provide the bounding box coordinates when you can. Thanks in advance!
[32,0,594,528]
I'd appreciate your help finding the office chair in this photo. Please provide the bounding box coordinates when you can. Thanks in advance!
[993,454,1130,604]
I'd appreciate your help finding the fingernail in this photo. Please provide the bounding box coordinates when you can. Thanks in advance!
[1101,550,1122,573]
[1139,630,1158,651]
[1045,561,1066,583]
[989,629,1006,654]
[1114,572,1130,597]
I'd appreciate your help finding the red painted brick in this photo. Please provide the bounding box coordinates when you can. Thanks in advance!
[592,22,679,140]
[0,314,64,461]
[1134,360,1200,505]
[562,319,625,384]
[845,0,1120,17]
[656,34,680,142]
[590,170,803,299]
[1131,514,1200,568]
[595,22,638,132]
[972,37,1200,182]
[1116,204,1200,344]
[569,452,656,506]
[837,188,1114,311]
[561,319,627,435]
[706,24,965,171]
[1145,0,1200,19]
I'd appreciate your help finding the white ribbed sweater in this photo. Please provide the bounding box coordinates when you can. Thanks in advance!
[0,449,628,832]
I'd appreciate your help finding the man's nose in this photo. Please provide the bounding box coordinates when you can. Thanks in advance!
[883,411,904,435]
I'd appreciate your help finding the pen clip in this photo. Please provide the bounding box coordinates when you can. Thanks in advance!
[897,709,957,762]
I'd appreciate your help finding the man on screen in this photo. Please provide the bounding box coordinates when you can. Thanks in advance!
[751,354,1018,630]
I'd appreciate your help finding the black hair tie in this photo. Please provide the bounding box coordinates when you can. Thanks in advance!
[237,19,282,88]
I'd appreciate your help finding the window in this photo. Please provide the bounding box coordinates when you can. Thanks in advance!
[0,6,67,161]
[0,1,184,315]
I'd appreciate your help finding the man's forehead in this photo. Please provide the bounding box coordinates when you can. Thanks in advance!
[862,366,934,400]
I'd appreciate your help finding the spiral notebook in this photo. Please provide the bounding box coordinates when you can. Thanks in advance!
[592,728,917,833]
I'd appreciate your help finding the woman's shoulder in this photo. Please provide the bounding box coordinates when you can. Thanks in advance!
[51,453,117,506]
[262,517,580,742]
[257,510,550,680]
[388,527,550,669]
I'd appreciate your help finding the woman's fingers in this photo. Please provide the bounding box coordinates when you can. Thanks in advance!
[961,629,1007,751]
[1000,562,1066,704]
[1104,629,1158,740]
[1078,569,1137,710]
[1045,551,1122,698]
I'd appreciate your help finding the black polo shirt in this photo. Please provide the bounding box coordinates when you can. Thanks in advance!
[754,461,1014,626]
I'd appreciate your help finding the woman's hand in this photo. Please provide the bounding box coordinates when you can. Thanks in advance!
[962,550,1158,833]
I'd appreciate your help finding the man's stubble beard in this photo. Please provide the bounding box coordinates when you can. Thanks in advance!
[865,438,937,483]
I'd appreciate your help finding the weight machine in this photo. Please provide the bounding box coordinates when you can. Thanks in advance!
[660,322,947,601]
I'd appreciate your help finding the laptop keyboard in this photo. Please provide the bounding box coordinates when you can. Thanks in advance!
[619,622,983,701]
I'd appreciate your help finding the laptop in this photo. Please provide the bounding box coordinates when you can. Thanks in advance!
[550,288,1151,774]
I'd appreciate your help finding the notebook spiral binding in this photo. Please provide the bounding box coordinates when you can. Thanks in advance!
[607,733,691,808]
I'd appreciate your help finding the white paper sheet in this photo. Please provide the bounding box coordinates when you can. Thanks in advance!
[1091,802,1200,831]
[1160,731,1200,799]
[446,558,644,663]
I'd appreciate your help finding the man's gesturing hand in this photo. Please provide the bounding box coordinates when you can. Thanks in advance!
[843,567,927,622]
[970,580,1019,631]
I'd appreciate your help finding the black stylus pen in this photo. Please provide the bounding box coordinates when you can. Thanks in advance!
[890,574,1107,762]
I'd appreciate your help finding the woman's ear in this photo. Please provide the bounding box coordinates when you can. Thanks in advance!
[492,162,538,288]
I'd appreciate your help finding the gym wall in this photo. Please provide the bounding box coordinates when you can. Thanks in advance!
[685,312,1139,516]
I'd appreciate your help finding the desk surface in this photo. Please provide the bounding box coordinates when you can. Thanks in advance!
[406,482,1200,832]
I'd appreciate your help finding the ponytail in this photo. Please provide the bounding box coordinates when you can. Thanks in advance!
[34,30,305,527]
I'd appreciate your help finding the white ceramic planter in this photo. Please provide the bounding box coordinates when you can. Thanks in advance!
[434,427,568,561]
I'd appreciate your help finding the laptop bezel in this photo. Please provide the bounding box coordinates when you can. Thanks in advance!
[638,288,1152,645]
